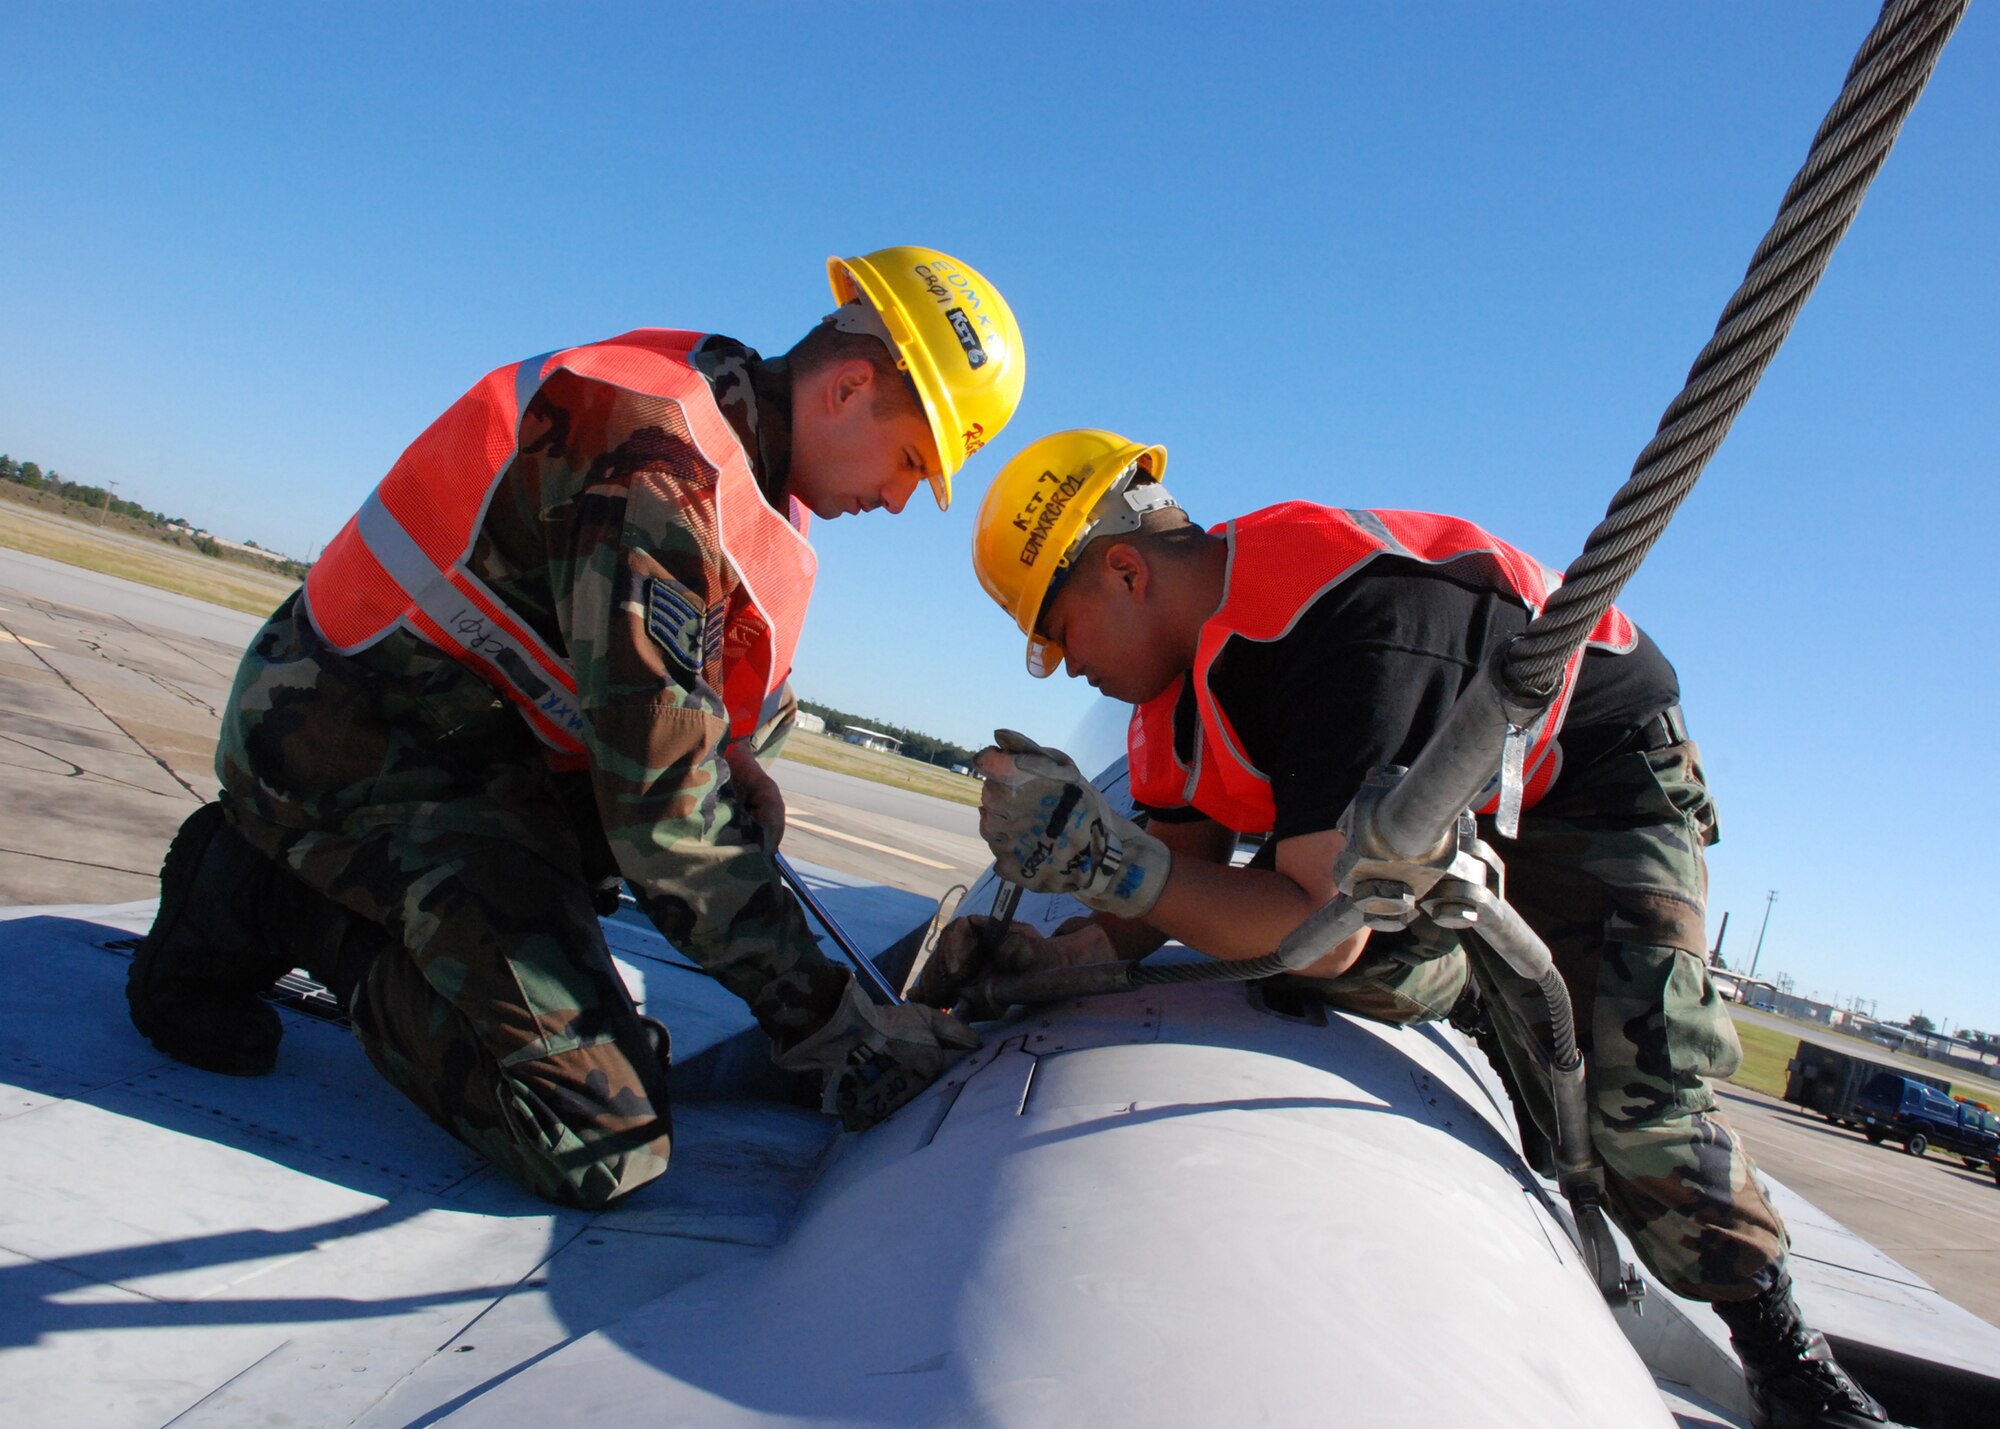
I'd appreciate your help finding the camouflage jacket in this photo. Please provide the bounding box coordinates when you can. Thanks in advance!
[216,335,850,1041]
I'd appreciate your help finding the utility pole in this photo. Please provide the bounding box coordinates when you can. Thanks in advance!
[1710,911,1730,967]
[97,481,118,527]
[1748,889,1778,979]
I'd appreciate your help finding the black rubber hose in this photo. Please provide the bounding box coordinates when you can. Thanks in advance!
[1538,966,1579,1073]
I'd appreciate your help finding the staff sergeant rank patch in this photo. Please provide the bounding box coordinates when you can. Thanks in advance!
[643,575,721,676]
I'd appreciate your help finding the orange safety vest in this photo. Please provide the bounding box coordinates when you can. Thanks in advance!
[301,329,816,767]
[1127,502,1635,834]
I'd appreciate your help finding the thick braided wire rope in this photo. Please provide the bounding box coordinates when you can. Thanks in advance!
[976,3,1968,1012]
[1503,0,1968,701]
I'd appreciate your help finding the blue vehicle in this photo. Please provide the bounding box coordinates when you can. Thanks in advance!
[1855,1072,2000,1168]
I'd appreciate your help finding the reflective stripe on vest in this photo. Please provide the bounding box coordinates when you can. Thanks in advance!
[301,329,816,763]
[1126,502,1635,834]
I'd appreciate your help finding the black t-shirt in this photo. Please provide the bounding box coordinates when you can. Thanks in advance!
[1142,556,1681,840]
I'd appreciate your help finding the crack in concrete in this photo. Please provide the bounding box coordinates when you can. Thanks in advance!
[0,731,85,776]
[0,732,191,799]
[0,843,153,877]
[0,612,204,802]
[41,604,231,713]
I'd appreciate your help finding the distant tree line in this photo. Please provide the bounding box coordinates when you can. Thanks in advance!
[1,452,166,526]
[1,450,308,580]
[797,698,976,770]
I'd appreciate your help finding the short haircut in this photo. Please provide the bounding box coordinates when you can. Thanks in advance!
[1069,505,1204,585]
[787,317,924,421]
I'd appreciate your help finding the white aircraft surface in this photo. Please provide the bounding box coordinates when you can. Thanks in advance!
[3,750,1998,1427]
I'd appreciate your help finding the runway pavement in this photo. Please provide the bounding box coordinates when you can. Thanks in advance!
[767,759,985,906]
[1,545,1992,1325]
[0,547,986,913]
[0,548,245,903]
[1717,1082,2000,1327]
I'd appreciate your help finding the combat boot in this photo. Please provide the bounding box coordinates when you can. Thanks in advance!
[1714,1274,1897,1428]
[126,802,300,1075]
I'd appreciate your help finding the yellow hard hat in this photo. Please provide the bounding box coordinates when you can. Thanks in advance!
[971,429,1171,677]
[827,246,1025,509]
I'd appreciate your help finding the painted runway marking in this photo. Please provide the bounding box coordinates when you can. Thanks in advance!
[787,817,956,870]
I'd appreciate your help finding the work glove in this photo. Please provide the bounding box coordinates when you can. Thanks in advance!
[906,913,1119,1010]
[774,975,981,1131]
[974,730,1172,919]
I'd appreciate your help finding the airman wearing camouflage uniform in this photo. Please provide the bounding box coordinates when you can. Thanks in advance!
[934,433,1892,1429]
[128,248,1024,1210]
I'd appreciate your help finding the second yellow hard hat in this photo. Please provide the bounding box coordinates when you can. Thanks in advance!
[971,429,1169,677]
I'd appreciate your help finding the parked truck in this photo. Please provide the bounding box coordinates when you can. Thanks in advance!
[1783,1041,1947,1127]
[1854,1074,2000,1168]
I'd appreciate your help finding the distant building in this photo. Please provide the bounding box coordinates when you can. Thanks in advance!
[1876,1024,2000,1077]
[842,725,902,755]
[1748,987,1782,1014]
[795,711,826,735]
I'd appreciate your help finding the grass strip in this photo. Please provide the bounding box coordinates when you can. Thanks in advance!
[0,511,294,616]
[1725,1012,1995,1104]
[778,729,982,807]
[1725,1017,1797,1098]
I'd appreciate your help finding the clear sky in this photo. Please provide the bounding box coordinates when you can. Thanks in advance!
[4,3,1995,1033]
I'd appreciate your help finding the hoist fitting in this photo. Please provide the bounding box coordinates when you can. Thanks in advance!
[1334,768,1492,924]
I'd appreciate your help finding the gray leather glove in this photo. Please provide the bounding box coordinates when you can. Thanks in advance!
[774,975,981,1131]
[906,913,1119,1009]
[974,729,1172,918]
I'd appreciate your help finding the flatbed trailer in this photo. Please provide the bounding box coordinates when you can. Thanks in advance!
[1784,1041,1949,1127]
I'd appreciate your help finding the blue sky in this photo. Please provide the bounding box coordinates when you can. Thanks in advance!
[4,3,1995,1033]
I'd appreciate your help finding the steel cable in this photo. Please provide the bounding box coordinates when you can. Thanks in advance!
[1503,0,1967,701]
[1130,951,1294,985]
[966,1,1970,1018]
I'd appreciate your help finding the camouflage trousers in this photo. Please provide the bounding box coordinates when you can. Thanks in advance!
[1244,840,1469,1025]
[1476,736,1788,1303]
[1276,924,1468,1026]
[228,778,675,1210]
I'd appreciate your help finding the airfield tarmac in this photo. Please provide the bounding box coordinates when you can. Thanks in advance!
[0,545,988,908]
[0,543,1993,1327]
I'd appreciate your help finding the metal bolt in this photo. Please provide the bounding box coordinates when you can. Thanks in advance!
[1426,897,1481,929]
[1352,878,1417,930]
